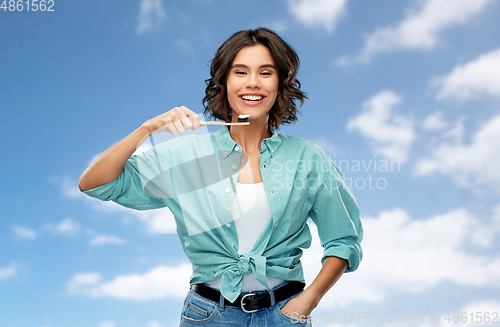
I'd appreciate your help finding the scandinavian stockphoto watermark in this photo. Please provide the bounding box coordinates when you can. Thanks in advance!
[1,0,55,11]
[271,154,400,192]
[334,154,401,191]
[290,311,499,324]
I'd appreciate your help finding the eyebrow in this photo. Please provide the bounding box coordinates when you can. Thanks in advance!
[231,64,276,70]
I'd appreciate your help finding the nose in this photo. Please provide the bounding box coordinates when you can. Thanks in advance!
[245,73,260,88]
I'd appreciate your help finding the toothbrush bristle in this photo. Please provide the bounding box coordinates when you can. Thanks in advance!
[237,114,250,123]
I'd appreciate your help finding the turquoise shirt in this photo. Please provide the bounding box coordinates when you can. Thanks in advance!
[79,125,363,303]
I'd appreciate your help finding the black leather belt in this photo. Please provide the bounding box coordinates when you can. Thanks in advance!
[192,281,305,313]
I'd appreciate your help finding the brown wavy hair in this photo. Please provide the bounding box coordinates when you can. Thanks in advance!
[202,27,307,131]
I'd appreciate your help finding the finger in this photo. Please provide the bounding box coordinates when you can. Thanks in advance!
[190,114,201,131]
[167,110,183,134]
[181,116,193,131]
[173,119,185,133]
[165,122,177,135]
[177,106,194,131]
[181,107,201,131]
[172,107,190,133]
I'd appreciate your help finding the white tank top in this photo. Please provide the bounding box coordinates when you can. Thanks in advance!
[206,182,285,291]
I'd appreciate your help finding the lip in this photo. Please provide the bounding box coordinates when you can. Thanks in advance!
[238,93,266,106]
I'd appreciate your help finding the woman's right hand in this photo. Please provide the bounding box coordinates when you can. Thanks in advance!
[142,106,205,135]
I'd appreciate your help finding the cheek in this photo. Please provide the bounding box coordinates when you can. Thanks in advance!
[226,78,239,97]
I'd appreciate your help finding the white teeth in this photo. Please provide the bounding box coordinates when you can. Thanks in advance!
[241,95,263,101]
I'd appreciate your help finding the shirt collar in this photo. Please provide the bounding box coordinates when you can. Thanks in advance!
[213,125,282,159]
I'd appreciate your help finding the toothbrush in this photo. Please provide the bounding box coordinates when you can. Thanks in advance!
[199,114,250,125]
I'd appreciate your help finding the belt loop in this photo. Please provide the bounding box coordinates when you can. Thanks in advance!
[268,288,276,307]
[219,292,225,311]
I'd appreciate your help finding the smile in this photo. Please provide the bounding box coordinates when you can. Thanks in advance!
[240,95,264,101]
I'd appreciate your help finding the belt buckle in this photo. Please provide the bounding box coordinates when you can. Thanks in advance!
[240,293,258,313]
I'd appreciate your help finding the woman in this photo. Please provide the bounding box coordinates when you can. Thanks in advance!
[79,28,363,326]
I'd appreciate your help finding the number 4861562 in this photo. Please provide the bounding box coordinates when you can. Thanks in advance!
[1,0,55,11]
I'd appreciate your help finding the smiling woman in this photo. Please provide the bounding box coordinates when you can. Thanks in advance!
[78,27,363,327]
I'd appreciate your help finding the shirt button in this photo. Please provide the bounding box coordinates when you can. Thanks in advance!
[226,223,231,228]
[232,165,237,170]
[225,188,230,193]
[264,140,266,144]
[235,146,240,151]
[263,164,266,168]
[271,189,274,194]
[271,149,273,153]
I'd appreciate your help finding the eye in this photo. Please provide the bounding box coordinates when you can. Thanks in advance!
[261,71,274,76]
[235,71,246,75]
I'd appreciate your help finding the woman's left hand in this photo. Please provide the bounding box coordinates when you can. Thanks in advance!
[280,289,319,321]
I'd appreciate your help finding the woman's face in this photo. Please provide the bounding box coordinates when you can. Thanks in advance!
[226,44,279,123]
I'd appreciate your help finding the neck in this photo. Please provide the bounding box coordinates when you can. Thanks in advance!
[229,115,272,155]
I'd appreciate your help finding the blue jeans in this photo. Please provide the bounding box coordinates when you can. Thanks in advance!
[179,281,312,326]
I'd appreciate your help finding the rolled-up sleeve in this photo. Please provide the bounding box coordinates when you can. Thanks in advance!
[79,150,168,211]
[308,158,363,272]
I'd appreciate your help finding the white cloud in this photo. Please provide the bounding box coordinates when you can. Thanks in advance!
[433,47,500,100]
[66,273,102,291]
[441,116,466,144]
[422,111,448,130]
[287,0,347,33]
[303,207,500,308]
[338,0,492,65]
[136,0,166,34]
[137,210,177,235]
[0,265,17,281]
[462,299,500,313]
[66,263,191,300]
[96,201,176,235]
[12,225,36,240]
[63,176,84,198]
[415,114,500,188]
[44,218,81,236]
[90,235,125,247]
[347,90,415,162]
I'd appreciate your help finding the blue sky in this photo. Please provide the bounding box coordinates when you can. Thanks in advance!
[1,0,500,326]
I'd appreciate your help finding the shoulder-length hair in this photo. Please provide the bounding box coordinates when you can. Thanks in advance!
[202,27,307,130]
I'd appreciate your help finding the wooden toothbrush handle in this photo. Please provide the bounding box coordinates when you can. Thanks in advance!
[200,121,250,126]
